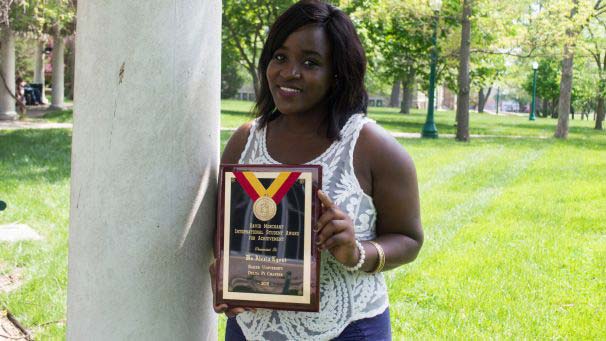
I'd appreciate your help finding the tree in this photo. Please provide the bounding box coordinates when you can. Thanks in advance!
[346,1,443,114]
[554,0,606,138]
[580,11,606,129]
[555,0,580,138]
[523,59,561,117]
[222,0,294,94]
[221,42,244,99]
[455,0,472,141]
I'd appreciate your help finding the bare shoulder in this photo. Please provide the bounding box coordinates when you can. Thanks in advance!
[356,121,415,176]
[221,121,254,164]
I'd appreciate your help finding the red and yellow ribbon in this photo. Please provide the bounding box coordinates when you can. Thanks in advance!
[234,171,301,204]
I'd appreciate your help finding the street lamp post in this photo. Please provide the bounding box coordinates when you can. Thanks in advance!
[422,0,442,138]
[530,61,539,121]
[496,86,500,114]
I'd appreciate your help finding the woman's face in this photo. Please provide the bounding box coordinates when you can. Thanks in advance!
[266,25,333,117]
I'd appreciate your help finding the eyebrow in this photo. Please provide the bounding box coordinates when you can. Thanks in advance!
[276,46,324,58]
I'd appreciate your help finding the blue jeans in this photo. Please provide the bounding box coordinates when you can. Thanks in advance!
[226,308,391,340]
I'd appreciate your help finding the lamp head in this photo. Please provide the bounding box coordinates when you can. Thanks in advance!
[532,61,539,70]
[429,0,442,11]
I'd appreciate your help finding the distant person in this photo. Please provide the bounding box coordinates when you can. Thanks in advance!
[25,82,44,105]
[15,76,26,105]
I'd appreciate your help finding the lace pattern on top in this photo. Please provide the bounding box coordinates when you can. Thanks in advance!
[236,114,388,340]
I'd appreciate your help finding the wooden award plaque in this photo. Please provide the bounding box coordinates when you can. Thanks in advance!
[215,164,322,312]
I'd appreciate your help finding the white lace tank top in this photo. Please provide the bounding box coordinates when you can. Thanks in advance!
[235,113,389,340]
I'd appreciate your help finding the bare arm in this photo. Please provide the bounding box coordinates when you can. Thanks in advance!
[356,123,423,272]
[316,122,423,272]
[221,122,253,164]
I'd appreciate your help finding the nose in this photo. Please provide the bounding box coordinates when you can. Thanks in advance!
[280,62,301,80]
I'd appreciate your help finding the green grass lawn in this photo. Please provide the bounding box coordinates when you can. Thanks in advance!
[218,99,603,139]
[1,101,605,339]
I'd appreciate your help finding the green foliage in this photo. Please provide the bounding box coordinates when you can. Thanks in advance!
[222,0,295,90]
[221,43,244,99]
[7,0,75,36]
[523,59,561,116]
[15,38,34,81]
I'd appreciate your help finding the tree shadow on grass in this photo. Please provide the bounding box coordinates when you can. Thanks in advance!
[0,129,71,184]
[372,118,456,135]
[42,109,73,123]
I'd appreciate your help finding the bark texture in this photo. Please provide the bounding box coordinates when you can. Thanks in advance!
[478,87,492,113]
[555,0,578,139]
[65,35,76,100]
[596,95,605,130]
[555,45,574,138]
[401,68,416,114]
[456,0,472,141]
[389,79,401,107]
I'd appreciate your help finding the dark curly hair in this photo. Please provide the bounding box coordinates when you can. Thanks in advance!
[252,0,368,140]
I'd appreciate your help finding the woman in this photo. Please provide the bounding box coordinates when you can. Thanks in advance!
[215,1,423,339]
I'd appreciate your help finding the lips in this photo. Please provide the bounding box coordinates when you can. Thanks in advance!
[277,85,302,98]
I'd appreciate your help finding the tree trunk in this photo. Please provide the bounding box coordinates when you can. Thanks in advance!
[538,99,550,117]
[50,33,65,110]
[555,46,573,137]
[401,68,416,114]
[552,98,559,117]
[555,0,578,139]
[65,35,76,100]
[479,86,492,113]
[478,89,485,113]
[0,25,17,121]
[249,66,259,99]
[33,39,48,104]
[456,0,472,141]
[67,0,220,339]
[596,95,605,130]
[389,79,401,107]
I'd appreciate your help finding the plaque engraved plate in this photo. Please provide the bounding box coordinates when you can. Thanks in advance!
[215,164,321,312]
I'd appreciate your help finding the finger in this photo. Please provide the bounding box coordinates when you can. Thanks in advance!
[317,221,348,248]
[227,307,246,317]
[317,190,336,209]
[323,230,354,250]
[214,303,228,314]
[315,208,340,232]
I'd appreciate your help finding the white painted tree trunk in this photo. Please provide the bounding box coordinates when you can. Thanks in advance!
[33,39,48,104]
[67,1,221,340]
[51,34,65,109]
[0,26,17,120]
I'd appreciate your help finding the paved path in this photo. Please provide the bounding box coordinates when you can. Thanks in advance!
[1,110,544,139]
[0,104,74,131]
[0,120,73,130]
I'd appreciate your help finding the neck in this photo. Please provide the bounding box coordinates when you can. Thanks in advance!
[275,109,329,136]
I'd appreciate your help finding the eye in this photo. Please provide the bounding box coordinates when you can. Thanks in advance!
[303,59,319,68]
[273,53,286,62]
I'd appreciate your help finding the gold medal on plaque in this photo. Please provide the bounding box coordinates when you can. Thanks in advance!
[233,171,301,222]
[253,195,277,221]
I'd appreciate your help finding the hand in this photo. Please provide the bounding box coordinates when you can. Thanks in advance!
[316,190,359,267]
[209,261,256,317]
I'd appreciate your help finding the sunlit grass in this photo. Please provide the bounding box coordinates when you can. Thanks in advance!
[1,101,604,339]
